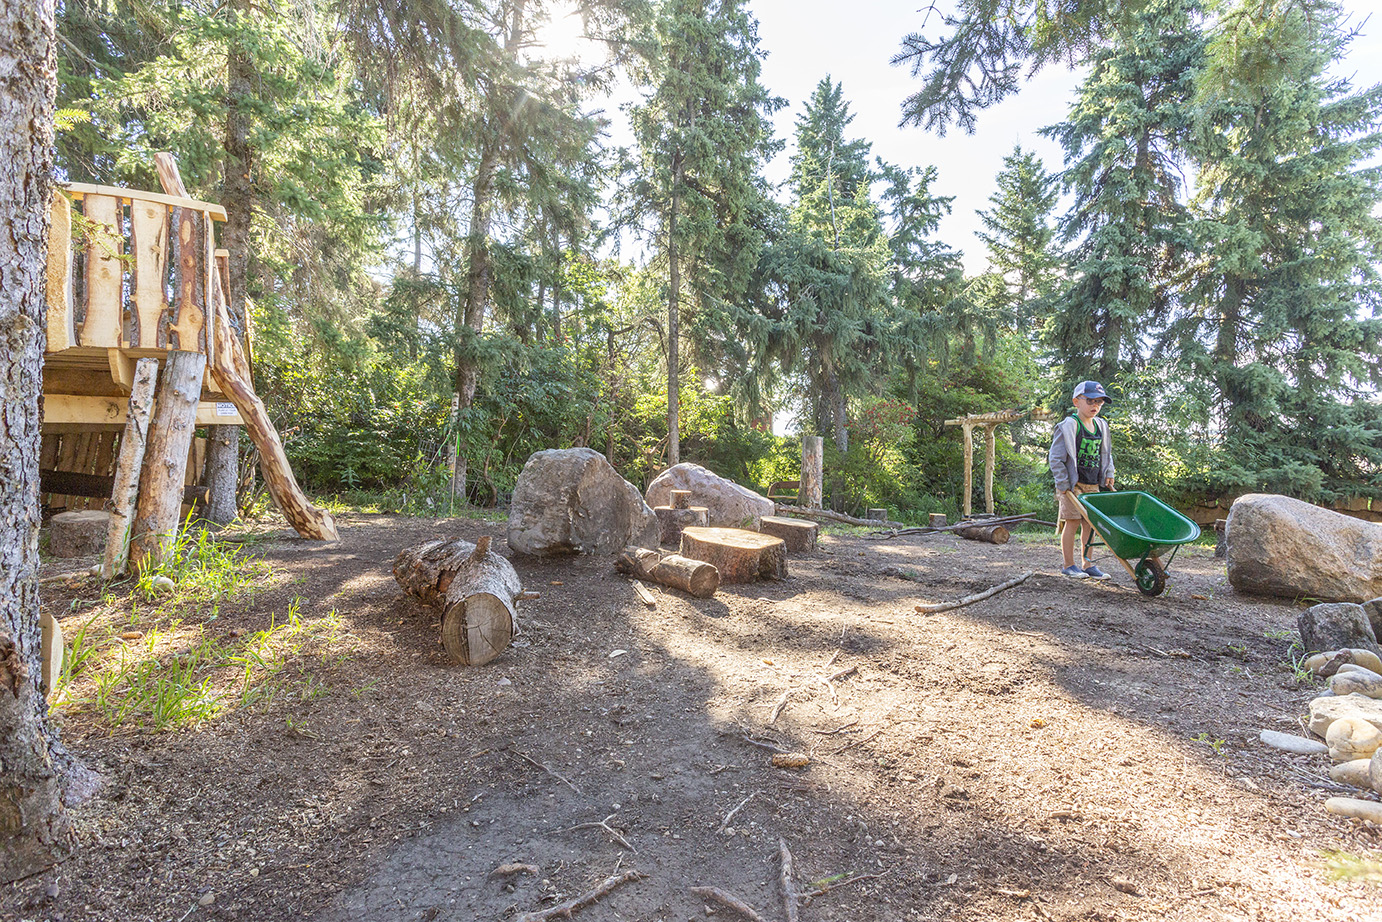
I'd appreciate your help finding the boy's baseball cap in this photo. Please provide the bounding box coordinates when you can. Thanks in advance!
[1072,381,1112,404]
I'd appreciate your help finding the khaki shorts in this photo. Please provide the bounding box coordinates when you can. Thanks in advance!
[1057,483,1101,521]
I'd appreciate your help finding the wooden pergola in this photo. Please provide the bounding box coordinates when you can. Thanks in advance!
[943,408,1055,517]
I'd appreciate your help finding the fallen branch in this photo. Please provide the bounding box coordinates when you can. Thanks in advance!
[690,886,772,922]
[774,504,904,529]
[914,570,1034,614]
[562,814,636,852]
[779,837,800,922]
[768,689,792,724]
[815,719,859,735]
[716,791,759,834]
[516,870,646,922]
[508,747,582,794]
[630,579,657,607]
[740,733,793,754]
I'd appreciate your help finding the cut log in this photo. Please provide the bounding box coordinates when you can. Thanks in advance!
[954,524,1010,545]
[129,350,206,573]
[758,515,818,552]
[929,513,948,528]
[670,489,693,510]
[867,508,887,521]
[653,504,707,546]
[49,511,110,558]
[679,527,786,583]
[393,536,525,665]
[800,435,823,509]
[155,152,336,542]
[615,546,719,598]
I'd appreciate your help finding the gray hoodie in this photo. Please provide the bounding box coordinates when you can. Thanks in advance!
[1048,415,1114,493]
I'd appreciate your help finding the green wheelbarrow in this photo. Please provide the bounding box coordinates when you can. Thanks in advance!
[1066,490,1201,596]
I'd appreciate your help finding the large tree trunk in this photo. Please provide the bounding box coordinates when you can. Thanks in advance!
[0,0,76,880]
[205,0,253,525]
[667,151,683,468]
[129,350,206,574]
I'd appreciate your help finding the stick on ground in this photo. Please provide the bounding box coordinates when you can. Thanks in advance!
[562,814,636,852]
[779,837,800,922]
[716,790,759,834]
[914,570,1034,614]
[515,870,646,922]
[690,886,773,922]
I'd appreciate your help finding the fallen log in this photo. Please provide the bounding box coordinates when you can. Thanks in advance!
[954,524,1009,544]
[774,504,904,529]
[915,570,1034,614]
[680,526,786,583]
[616,546,719,598]
[393,536,526,665]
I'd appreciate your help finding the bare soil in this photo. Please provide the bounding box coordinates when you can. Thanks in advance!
[7,512,1382,922]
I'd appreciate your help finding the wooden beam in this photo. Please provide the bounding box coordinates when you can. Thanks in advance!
[42,394,244,427]
[62,182,227,221]
[108,348,137,393]
[129,197,169,348]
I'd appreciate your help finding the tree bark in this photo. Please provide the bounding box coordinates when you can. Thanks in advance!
[954,524,1010,545]
[202,426,238,524]
[103,358,158,577]
[800,435,823,509]
[129,350,206,574]
[0,0,77,880]
[393,537,526,665]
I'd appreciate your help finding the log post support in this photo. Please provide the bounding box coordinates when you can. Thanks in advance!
[983,423,998,516]
[801,435,823,510]
[104,357,158,578]
[129,350,206,574]
[960,423,974,519]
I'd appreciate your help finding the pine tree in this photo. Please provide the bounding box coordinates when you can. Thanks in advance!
[624,0,782,466]
[975,145,1061,330]
[1180,0,1382,499]
[1043,0,1202,395]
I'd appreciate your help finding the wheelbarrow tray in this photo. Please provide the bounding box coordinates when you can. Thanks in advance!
[1078,491,1201,561]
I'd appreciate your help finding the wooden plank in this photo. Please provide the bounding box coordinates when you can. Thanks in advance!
[201,212,216,359]
[129,198,169,348]
[42,394,244,427]
[46,191,76,350]
[108,349,137,393]
[80,194,125,348]
[168,204,205,352]
[63,182,227,221]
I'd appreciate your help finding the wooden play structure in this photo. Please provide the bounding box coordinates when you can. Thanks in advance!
[944,408,1055,518]
[42,153,338,574]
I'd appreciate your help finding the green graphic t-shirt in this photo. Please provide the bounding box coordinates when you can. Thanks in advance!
[1076,420,1102,485]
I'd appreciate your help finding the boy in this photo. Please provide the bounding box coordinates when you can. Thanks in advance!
[1048,381,1115,579]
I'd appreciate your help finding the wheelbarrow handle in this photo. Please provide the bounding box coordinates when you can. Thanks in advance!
[1066,490,1143,584]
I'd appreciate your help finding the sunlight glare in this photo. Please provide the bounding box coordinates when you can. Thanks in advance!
[535,2,593,63]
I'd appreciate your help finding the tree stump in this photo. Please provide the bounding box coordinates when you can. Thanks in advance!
[616,546,719,598]
[393,536,527,665]
[758,515,818,552]
[653,504,708,546]
[929,513,948,528]
[679,527,787,583]
[867,508,888,521]
[670,490,693,509]
[50,511,110,558]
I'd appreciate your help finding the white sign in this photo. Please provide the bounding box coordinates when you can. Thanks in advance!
[215,402,238,417]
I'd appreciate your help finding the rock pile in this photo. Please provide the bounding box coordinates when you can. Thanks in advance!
[1264,637,1382,815]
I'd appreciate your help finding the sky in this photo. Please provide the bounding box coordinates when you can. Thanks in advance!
[743,0,1382,274]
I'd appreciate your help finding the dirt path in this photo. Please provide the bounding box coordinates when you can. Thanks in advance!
[8,513,1380,922]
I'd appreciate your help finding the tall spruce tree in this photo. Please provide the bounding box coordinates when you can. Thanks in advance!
[975,145,1061,330]
[1179,0,1382,499]
[625,0,782,466]
[1043,0,1202,395]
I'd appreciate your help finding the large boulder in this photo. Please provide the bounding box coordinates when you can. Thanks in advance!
[645,463,774,529]
[1364,598,1382,640]
[507,448,658,556]
[1300,602,1381,657]
[1226,494,1382,603]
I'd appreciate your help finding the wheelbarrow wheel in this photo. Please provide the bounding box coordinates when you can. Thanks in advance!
[1134,558,1167,597]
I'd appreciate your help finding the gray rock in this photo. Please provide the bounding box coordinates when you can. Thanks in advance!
[506,448,659,556]
[1259,729,1328,755]
[1299,602,1380,657]
[645,463,775,529]
[1227,494,1382,603]
[1309,693,1382,737]
[1364,598,1382,640]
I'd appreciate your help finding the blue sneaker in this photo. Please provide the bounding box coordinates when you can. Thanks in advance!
[1083,564,1111,580]
[1061,565,1089,579]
